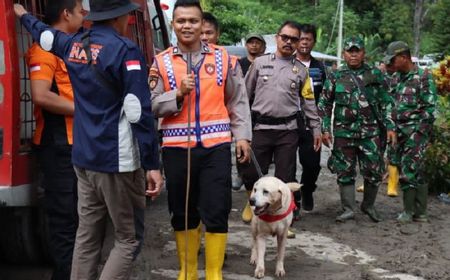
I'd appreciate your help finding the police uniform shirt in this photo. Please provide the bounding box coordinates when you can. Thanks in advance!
[20,14,160,173]
[246,53,321,135]
[150,43,252,142]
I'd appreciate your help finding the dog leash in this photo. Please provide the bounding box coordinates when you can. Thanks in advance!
[250,148,264,178]
[184,52,193,280]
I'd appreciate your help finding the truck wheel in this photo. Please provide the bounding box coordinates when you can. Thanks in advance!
[0,207,49,264]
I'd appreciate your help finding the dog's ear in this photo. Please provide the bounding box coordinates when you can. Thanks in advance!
[286,182,302,192]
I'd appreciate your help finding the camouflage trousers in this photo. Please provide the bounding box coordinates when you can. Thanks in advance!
[328,136,383,187]
[389,124,431,190]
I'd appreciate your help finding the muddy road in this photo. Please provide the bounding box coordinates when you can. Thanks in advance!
[1,148,450,280]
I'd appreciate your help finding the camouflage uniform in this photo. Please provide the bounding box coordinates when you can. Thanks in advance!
[391,67,436,190]
[319,64,395,187]
[319,37,395,222]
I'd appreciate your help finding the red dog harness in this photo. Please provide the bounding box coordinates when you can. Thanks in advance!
[258,193,297,223]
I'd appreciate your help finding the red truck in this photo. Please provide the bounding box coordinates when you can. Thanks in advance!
[0,0,169,263]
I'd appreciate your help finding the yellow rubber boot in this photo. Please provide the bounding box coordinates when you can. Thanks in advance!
[205,232,227,280]
[387,165,399,197]
[241,191,253,223]
[175,226,201,280]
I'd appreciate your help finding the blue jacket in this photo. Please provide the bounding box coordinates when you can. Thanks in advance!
[21,14,159,172]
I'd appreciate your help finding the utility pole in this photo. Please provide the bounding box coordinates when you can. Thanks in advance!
[337,0,343,66]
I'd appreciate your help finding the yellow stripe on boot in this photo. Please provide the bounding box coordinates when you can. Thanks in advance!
[205,232,227,280]
[175,226,201,280]
[387,165,399,197]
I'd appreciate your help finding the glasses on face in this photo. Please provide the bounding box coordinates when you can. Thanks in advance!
[278,34,300,44]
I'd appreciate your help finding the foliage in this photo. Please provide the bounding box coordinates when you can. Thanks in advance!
[432,56,450,97]
[424,57,450,192]
[203,0,449,60]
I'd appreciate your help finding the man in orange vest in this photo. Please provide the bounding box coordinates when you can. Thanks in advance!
[26,1,84,278]
[150,1,252,279]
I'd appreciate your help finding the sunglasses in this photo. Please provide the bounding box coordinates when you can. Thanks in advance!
[278,34,300,44]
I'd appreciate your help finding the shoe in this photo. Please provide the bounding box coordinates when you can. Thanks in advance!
[175,226,201,280]
[413,215,428,223]
[241,191,253,223]
[205,232,227,280]
[386,165,399,197]
[336,185,355,222]
[336,209,355,222]
[356,185,364,192]
[232,176,243,191]
[301,190,314,211]
[293,207,300,221]
[361,206,382,223]
[397,211,413,223]
[287,228,296,239]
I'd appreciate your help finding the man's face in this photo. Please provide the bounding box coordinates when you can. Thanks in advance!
[343,47,365,69]
[172,6,203,46]
[298,31,315,56]
[201,21,219,44]
[66,1,85,33]
[245,38,265,56]
[392,55,408,73]
[276,25,300,57]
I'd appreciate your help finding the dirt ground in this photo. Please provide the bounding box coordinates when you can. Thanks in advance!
[1,148,450,280]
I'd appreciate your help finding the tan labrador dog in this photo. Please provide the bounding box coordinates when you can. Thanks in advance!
[249,176,301,278]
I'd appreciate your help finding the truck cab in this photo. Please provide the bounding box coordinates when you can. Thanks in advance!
[0,0,169,263]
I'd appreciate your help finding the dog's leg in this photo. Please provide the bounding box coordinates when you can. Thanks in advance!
[250,229,258,265]
[254,235,266,278]
[275,232,287,277]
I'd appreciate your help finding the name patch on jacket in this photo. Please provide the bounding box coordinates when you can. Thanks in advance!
[68,42,103,64]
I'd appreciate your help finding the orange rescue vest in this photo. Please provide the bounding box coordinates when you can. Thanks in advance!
[156,44,232,148]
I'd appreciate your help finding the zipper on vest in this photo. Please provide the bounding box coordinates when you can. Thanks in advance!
[193,59,204,146]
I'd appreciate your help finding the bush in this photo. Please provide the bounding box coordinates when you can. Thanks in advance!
[424,57,450,193]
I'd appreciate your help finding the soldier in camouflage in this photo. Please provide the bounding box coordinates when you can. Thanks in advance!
[383,41,437,223]
[318,36,396,223]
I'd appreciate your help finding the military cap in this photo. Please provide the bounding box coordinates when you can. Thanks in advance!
[343,36,364,51]
[383,41,410,64]
[245,33,266,44]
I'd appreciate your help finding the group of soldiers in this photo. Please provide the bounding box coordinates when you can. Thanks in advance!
[14,0,437,279]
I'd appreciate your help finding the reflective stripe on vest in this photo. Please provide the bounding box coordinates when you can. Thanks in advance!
[156,45,232,148]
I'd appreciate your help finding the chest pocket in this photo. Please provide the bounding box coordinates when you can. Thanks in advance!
[258,68,274,83]
[334,80,353,105]
[398,81,418,106]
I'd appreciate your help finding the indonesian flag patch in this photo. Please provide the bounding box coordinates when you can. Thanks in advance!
[126,60,141,71]
[29,63,41,72]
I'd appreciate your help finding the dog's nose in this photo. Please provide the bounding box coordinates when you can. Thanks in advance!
[249,197,255,206]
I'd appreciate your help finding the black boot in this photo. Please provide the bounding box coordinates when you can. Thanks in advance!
[301,189,314,211]
[336,185,355,222]
[360,181,382,222]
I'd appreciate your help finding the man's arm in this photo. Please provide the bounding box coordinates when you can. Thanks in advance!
[31,80,74,115]
[300,74,322,151]
[150,61,195,118]
[225,62,252,163]
[244,60,258,103]
[15,4,73,60]
[318,76,336,147]
[28,47,74,115]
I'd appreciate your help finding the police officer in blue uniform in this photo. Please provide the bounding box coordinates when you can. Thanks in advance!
[14,1,164,279]
[295,23,326,213]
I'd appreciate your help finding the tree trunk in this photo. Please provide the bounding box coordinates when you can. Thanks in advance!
[413,0,424,57]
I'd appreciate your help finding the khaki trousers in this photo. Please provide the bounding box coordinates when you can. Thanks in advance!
[71,167,146,280]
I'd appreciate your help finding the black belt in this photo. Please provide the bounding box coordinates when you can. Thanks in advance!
[252,112,297,125]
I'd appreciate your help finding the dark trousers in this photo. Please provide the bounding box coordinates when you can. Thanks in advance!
[298,128,321,193]
[35,145,78,280]
[242,130,299,190]
[162,144,232,233]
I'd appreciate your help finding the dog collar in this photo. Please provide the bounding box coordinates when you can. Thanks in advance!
[258,194,297,223]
